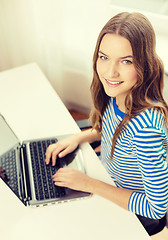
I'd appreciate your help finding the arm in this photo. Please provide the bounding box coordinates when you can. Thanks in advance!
[53,167,133,210]
[129,128,168,219]
[52,128,168,217]
[45,128,101,165]
[74,128,101,143]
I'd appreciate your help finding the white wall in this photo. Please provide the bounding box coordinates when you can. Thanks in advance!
[0,0,168,114]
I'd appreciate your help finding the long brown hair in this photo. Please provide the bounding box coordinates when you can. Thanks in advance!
[90,12,168,158]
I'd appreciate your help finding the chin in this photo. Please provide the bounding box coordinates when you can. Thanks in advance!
[104,88,116,98]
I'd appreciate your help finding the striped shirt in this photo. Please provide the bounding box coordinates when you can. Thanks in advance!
[101,97,168,219]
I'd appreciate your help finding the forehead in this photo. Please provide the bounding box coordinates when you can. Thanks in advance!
[99,34,133,56]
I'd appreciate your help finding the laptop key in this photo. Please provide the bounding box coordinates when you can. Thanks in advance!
[30,138,60,201]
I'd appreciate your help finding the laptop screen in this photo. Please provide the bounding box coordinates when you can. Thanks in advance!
[0,114,19,156]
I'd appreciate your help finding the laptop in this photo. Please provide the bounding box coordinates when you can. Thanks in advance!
[0,114,91,207]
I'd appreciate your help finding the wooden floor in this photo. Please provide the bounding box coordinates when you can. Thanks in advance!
[68,109,168,240]
[68,109,89,121]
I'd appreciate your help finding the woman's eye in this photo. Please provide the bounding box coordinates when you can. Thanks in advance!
[122,60,132,65]
[99,55,108,61]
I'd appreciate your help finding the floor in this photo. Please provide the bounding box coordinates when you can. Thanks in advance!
[68,109,168,240]
[69,109,89,121]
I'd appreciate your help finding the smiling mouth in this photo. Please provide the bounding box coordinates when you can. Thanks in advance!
[105,79,124,86]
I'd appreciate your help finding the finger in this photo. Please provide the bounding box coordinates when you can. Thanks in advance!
[52,168,65,180]
[53,175,65,183]
[54,181,66,187]
[45,144,59,164]
[58,146,73,158]
[51,145,66,166]
[51,150,57,166]
[45,144,55,164]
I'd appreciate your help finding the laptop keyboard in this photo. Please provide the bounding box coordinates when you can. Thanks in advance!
[0,149,19,195]
[30,139,66,201]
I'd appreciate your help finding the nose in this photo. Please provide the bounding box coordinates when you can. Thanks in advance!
[107,62,119,79]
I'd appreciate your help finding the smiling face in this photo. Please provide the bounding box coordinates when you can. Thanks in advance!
[96,34,137,112]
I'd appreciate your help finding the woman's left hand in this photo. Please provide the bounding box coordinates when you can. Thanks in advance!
[52,168,92,192]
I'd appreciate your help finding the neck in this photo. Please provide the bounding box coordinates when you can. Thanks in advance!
[116,98,126,113]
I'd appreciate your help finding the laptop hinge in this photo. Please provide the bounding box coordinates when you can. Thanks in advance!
[19,145,32,204]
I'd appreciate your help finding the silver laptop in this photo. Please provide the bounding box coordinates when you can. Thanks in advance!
[0,114,90,207]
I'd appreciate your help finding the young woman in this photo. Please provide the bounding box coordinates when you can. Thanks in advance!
[45,12,168,235]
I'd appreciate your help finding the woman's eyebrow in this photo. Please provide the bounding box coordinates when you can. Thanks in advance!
[98,51,108,56]
[120,55,133,59]
[98,51,133,59]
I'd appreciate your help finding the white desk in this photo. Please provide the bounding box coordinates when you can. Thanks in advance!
[0,63,151,240]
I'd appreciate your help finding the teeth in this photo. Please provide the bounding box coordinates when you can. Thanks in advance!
[106,80,121,84]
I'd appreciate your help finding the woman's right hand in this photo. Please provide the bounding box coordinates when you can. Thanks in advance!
[45,134,80,166]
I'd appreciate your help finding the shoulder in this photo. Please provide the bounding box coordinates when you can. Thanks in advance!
[127,108,167,136]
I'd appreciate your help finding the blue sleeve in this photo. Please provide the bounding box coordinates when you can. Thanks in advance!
[128,127,168,219]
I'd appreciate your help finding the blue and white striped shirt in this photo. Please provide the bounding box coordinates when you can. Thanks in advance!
[101,97,168,219]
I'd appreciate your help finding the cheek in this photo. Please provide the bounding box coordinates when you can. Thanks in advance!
[126,68,138,84]
[96,59,107,77]
[96,61,101,77]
